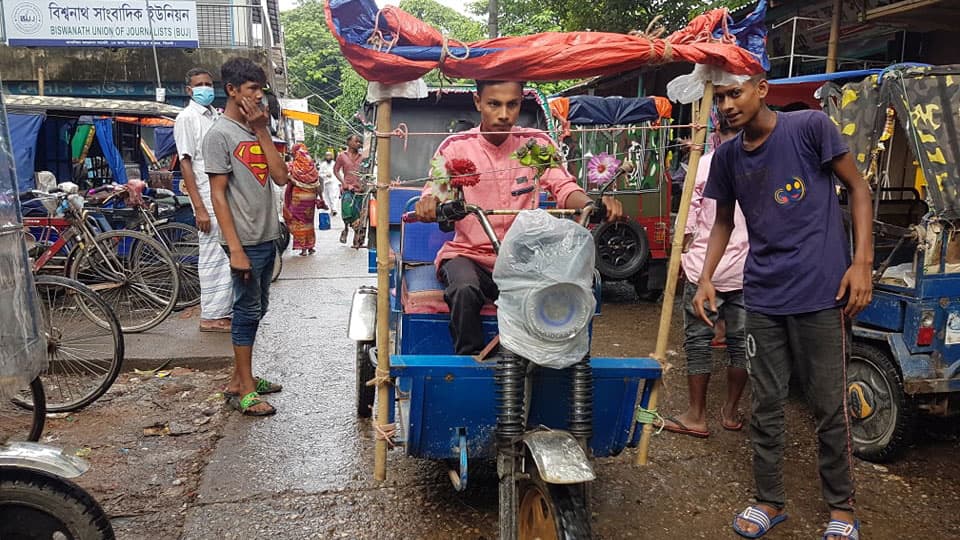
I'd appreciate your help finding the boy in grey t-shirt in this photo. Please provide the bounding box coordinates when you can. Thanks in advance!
[203,57,288,416]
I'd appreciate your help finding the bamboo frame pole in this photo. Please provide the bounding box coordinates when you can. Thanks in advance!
[374,98,393,481]
[636,82,714,465]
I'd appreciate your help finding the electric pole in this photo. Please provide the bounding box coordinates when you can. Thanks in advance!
[488,0,498,39]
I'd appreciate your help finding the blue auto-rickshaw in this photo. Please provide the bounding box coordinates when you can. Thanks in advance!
[348,86,662,537]
[781,64,960,461]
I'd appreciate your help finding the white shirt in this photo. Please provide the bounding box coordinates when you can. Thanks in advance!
[173,99,219,202]
[317,159,337,185]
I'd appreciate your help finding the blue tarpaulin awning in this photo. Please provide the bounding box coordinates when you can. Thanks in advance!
[8,113,44,192]
[566,96,661,126]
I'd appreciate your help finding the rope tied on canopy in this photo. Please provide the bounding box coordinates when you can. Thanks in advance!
[629,15,674,65]
[367,8,400,53]
[439,34,471,64]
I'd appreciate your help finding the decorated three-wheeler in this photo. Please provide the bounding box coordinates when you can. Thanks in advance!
[329,0,770,536]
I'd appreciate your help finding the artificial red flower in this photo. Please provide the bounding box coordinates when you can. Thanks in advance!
[445,158,481,188]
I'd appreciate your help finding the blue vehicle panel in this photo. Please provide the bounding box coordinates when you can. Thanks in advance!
[391,355,660,460]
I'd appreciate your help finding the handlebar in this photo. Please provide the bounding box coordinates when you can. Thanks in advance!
[402,199,603,254]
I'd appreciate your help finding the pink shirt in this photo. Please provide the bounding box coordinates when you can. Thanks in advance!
[334,151,362,192]
[423,127,584,272]
[681,152,749,292]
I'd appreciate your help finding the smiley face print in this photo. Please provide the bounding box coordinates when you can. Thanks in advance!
[774,177,806,205]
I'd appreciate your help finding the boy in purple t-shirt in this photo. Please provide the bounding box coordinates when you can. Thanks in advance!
[693,74,873,540]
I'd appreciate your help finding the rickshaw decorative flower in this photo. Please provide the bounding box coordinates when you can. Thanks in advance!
[445,158,480,188]
[511,139,561,179]
[429,155,479,202]
[587,152,621,186]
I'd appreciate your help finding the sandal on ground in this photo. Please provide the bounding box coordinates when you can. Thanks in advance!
[255,377,283,394]
[655,415,710,438]
[226,391,276,416]
[732,506,788,539]
[823,519,859,540]
[720,408,744,431]
[300,250,308,256]
[308,248,316,255]
[339,229,348,244]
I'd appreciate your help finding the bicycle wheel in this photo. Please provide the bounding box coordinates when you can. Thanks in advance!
[31,275,124,412]
[69,230,180,333]
[1,378,45,443]
[154,223,200,310]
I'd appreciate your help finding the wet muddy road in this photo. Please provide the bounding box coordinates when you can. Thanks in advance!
[50,224,960,539]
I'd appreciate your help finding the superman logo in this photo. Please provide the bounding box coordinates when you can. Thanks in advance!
[233,141,269,186]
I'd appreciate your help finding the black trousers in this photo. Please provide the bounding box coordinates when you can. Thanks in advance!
[745,308,856,511]
[439,257,499,355]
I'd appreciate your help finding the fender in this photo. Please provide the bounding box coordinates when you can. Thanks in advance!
[347,286,378,341]
[522,431,595,484]
[0,442,89,479]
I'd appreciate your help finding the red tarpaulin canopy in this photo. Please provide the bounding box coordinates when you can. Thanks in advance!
[326,0,769,85]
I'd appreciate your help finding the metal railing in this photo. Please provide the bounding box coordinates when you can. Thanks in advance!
[196,3,272,49]
[0,1,271,49]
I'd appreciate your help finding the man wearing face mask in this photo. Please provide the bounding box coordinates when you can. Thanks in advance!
[174,67,232,332]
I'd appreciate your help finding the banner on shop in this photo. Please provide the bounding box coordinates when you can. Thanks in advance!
[2,0,198,47]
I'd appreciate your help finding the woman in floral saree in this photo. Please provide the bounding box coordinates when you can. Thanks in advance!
[283,144,324,256]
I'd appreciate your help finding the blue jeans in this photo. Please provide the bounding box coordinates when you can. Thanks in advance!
[223,241,275,347]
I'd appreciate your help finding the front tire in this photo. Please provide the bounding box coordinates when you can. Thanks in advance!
[847,342,916,462]
[356,341,375,418]
[0,467,115,539]
[516,460,591,540]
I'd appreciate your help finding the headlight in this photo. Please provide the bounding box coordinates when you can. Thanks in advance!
[67,194,85,212]
[523,283,594,341]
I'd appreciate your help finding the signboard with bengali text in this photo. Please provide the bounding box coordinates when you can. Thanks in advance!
[2,0,198,48]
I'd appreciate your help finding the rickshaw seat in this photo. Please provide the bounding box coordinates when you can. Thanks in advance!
[401,264,497,315]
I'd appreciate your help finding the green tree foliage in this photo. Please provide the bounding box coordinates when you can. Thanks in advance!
[469,0,751,36]
[281,0,363,153]
[398,0,486,42]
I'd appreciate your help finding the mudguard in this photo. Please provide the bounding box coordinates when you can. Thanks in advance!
[0,442,89,479]
[523,431,595,484]
[347,286,378,341]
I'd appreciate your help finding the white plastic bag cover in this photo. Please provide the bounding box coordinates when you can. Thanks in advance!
[666,64,751,104]
[493,210,596,369]
[366,79,429,103]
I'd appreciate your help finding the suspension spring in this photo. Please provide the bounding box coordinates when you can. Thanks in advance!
[495,352,527,449]
[569,355,593,446]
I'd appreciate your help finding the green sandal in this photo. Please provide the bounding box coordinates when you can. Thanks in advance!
[227,391,276,416]
[255,377,283,394]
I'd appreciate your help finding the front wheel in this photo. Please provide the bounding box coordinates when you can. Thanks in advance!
[356,341,375,418]
[0,467,115,539]
[70,230,180,333]
[32,276,124,412]
[2,377,45,443]
[514,461,592,540]
[847,342,916,462]
[153,223,200,310]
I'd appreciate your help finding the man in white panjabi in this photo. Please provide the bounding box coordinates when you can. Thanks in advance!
[318,150,340,218]
[174,67,233,332]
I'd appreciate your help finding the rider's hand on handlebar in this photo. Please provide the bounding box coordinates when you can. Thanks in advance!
[414,194,439,223]
[195,206,212,234]
[600,196,623,221]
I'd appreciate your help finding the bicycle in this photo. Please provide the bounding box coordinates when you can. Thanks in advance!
[86,185,200,310]
[30,275,124,412]
[0,377,45,444]
[22,191,180,333]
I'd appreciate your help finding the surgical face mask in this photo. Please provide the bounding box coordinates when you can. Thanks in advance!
[191,86,215,107]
